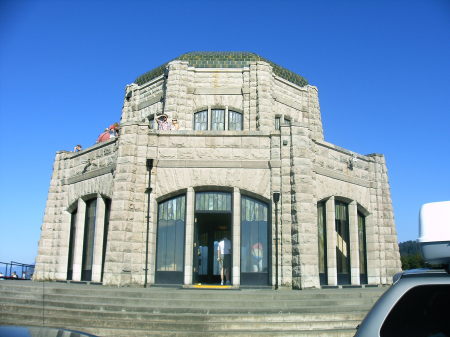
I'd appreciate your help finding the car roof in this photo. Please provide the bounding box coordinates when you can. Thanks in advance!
[393,268,450,283]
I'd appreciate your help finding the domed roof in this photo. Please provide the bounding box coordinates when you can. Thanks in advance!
[135,52,308,87]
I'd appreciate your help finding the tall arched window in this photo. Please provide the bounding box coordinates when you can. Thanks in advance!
[66,196,111,282]
[358,211,368,284]
[317,201,327,285]
[156,195,186,284]
[241,196,269,285]
[228,110,243,130]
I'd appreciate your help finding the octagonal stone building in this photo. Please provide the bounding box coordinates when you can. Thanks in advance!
[34,52,401,289]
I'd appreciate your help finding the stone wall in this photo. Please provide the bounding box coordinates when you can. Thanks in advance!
[34,140,118,281]
[35,56,401,288]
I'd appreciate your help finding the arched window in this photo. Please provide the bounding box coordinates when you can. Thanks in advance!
[228,110,243,130]
[194,110,208,130]
[317,201,327,285]
[156,194,186,284]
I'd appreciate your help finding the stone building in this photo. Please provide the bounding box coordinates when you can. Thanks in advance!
[34,52,401,289]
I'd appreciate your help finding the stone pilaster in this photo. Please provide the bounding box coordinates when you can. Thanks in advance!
[164,61,189,126]
[121,83,139,122]
[242,69,251,131]
[326,196,337,286]
[72,198,86,281]
[368,154,401,284]
[279,123,293,287]
[290,123,319,289]
[232,188,241,286]
[307,86,324,141]
[102,123,149,286]
[255,61,274,133]
[91,195,106,282]
[184,187,195,285]
[34,151,69,281]
[348,201,360,285]
[248,63,258,131]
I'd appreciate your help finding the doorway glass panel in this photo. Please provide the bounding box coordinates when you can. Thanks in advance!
[241,196,269,285]
[194,212,231,284]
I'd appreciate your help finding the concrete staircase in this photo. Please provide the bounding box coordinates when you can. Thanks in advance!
[0,281,386,337]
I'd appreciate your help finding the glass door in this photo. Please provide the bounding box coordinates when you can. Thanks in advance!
[194,213,230,284]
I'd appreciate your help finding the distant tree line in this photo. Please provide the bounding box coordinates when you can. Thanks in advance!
[398,240,426,270]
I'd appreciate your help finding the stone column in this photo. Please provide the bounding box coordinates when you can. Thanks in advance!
[72,198,86,281]
[365,213,379,284]
[326,197,337,286]
[184,187,195,285]
[349,201,360,285]
[255,61,274,133]
[279,123,292,287]
[149,196,158,285]
[232,188,241,286]
[91,195,106,282]
[290,123,319,289]
[164,61,189,126]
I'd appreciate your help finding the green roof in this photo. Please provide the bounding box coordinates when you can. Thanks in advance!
[135,52,308,87]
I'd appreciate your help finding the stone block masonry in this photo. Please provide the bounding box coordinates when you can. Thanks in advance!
[34,52,401,288]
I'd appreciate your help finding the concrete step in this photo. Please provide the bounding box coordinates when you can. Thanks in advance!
[0,292,378,310]
[0,312,361,331]
[0,281,383,337]
[0,305,367,322]
[2,297,374,315]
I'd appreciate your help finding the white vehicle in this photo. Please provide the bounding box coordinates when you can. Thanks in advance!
[355,201,450,337]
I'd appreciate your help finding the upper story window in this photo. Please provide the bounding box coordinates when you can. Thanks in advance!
[211,109,225,130]
[194,110,208,130]
[275,116,281,130]
[194,108,243,131]
[229,110,243,131]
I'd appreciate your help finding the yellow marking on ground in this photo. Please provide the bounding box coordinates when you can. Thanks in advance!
[192,284,232,289]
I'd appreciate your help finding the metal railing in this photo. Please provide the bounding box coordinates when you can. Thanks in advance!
[0,261,35,279]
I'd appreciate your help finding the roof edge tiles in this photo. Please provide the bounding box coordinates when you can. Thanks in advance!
[134,52,308,87]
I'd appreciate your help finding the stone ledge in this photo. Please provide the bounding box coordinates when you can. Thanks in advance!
[273,93,304,111]
[150,130,272,138]
[157,159,269,169]
[64,164,116,185]
[187,87,242,95]
[314,166,374,188]
[136,93,163,111]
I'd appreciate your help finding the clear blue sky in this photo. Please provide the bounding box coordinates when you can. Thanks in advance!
[1,0,449,265]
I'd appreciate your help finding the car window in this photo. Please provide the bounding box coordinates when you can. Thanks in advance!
[380,284,450,337]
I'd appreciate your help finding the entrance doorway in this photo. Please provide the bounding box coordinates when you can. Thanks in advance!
[194,213,231,284]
